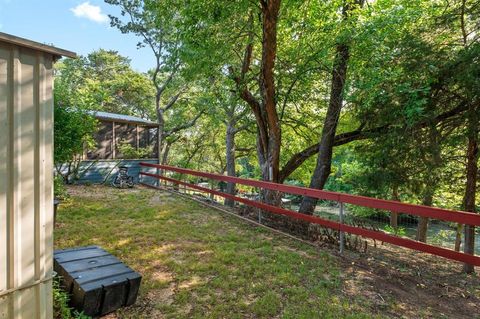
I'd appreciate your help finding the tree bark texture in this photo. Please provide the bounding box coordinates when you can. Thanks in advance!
[390,186,400,229]
[298,41,350,214]
[298,1,362,215]
[258,0,281,185]
[225,121,236,207]
[463,104,478,273]
[416,191,432,242]
[234,1,281,205]
[161,141,171,165]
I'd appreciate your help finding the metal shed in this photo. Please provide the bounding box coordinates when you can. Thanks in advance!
[0,32,75,318]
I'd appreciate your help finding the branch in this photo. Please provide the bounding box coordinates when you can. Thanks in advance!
[118,4,165,100]
[241,13,254,80]
[236,147,255,152]
[164,110,205,137]
[157,69,176,97]
[233,121,253,134]
[280,65,329,120]
[164,91,183,111]
[279,102,469,182]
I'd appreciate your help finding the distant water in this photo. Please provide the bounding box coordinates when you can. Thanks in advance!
[292,204,480,255]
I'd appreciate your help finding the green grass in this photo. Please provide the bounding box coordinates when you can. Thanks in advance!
[53,277,89,319]
[54,186,378,318]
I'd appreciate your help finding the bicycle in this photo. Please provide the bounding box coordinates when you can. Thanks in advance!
[112,165,134,188]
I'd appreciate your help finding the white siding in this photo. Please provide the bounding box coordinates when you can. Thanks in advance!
[0,42,54,319]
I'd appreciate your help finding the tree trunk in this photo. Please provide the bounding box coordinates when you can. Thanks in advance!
[225,122,236,207]
[232,2,281,204]
[298,43,350,214]
[259,0,282,186]
[455,224,463,252]
[416,126,441,242]
[463,104,478,273]
[236,0,281,206]
[390,185,400,230]
[416,217,429,242]
[416,191,432,242]
[156,108,165,163]
[298,1,363,215]
[161,141,171,165]
[155,107,165,186]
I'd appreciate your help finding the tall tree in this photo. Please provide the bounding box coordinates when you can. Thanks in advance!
[232,1,281,188]
[55,49,155,118]
[462,103,478,272]
[218,91,251,206]
[299,0,364,214]
[106,0,203,164]
[457,0,480,274]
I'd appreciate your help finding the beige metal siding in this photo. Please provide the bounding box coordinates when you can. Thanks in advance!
[0,42,54,319]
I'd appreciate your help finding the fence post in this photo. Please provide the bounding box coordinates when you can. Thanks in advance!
[258,188,262,224]
[339,202,345,254]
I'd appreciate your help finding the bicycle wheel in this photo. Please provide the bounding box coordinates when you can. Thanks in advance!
[112,175,121,188]
[127,176,134,188]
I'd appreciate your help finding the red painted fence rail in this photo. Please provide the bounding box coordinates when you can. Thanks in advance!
[139,162,480,267]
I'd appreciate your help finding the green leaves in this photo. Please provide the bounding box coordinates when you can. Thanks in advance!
[96,0,479,211]
[85,50,156,118]
[55,49,156,119]
[53,106,97,165]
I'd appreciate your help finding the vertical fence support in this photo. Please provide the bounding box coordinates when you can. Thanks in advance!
[258,187,262,224]
[339,202,345,254]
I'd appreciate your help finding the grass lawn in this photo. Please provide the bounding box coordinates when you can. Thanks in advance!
[54,186,479,319]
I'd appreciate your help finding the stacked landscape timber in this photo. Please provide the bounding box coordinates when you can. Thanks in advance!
[54,246,142,317]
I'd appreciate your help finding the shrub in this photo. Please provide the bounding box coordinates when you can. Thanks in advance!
[54,175,68,200]
[347,204,389,220]
[383,225,407,237]
[118,140,153,159]
[54,107,97,184]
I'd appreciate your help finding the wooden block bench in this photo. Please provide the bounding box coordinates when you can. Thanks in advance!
[54,246,142,317]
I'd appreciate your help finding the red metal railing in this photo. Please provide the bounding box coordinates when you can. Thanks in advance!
[139,162,480,267]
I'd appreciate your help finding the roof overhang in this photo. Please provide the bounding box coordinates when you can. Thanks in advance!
[96,116,159,128]
[0,32,76,59]
[89,111,159,128]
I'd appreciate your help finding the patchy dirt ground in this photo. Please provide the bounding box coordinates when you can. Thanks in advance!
[193,190,480,318]
[338,246,479,318]
[55,185,479,318]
